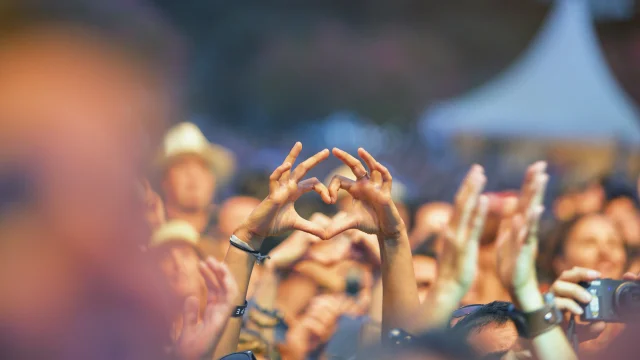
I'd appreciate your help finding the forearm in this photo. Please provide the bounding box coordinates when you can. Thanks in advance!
[247,268,280,344]
[214,233,257,359]
[514,285,577,360]
[360,278,382,346]
[378,231,420,335]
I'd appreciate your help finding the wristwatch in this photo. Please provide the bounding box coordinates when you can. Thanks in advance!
[519,292,563,338]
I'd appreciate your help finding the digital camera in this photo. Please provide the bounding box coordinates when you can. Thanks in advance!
[580,279,640,323]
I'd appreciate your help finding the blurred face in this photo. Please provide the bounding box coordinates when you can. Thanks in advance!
[411,203,452,246]
[153,242,203,299]
[0,29,169,258]
[218,196,260,236]
[414,255,437,303]
[163,155,216,212]
[555,214,627,279]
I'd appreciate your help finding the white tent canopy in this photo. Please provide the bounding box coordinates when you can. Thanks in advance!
[420,0,640,145]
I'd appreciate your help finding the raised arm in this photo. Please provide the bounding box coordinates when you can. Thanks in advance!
[214,142,331,358]
[412,165,488,331]
[324,147,418,336]
[495,162,577,360]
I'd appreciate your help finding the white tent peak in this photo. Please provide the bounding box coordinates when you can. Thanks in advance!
[421,0,640,145]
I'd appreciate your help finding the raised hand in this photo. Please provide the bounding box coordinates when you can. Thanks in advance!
[549,267,606,342]
[235,142,331,248]
[436,165,489,294]
[325,148,404,240]
[176,258,238,360]
[496,162,548,302]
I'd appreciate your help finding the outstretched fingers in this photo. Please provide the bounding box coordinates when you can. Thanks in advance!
[468,195,489,244]
[269,162,292,192]
[280,142,303,181]
[358,148,392,191]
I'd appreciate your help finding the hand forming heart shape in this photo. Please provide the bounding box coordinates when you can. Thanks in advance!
[233,142,406,250]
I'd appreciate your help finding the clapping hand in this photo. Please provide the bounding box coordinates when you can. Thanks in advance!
[496,162,548,309]
[175,258,238,360]
[234,142,331,248]
[436,165,489,295]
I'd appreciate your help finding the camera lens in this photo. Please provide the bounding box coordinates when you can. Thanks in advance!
[614,282,640,317]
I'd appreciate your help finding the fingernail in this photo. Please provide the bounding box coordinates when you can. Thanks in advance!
[588,270,601,278]
[581,292,592,303]
[575,307,584,315]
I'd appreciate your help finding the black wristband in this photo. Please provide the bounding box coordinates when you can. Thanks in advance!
[232,300,248,318]
[512,293,562,338]
[229,236,270,264]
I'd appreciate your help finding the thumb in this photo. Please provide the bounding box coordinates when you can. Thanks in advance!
[325,214,358,239]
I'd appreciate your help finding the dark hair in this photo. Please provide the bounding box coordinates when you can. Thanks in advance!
[452,301,514,340]
[0,0,183,85]
[536,215,587,283]
[601,175,640,209]
[357,329,478,360]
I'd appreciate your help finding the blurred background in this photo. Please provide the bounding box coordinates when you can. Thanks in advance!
[151,0,640,204]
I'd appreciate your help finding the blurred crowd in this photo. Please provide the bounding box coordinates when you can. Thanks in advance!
[1,2,640,360]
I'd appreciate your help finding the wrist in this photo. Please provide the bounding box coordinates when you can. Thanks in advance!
[512,281,544,312]
[233,226,264,250]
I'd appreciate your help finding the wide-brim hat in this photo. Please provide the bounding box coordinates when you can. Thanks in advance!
[149,219,200,249]
[154,122,236,187]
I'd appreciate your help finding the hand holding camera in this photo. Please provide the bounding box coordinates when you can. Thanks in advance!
[579,272,640,323]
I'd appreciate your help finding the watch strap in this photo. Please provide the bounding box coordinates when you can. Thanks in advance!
[232,300,248,318]
[521,293,562,338]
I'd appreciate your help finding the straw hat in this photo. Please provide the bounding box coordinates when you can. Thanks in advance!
[149,219,200,249]
[155,122,236,187]
[325,164,407,203]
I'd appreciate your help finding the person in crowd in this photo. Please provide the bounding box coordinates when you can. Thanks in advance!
[452,301,529,359]
[600,178,640,248]
[148,219,239,359]
[537,213,626,283]
[409,202,452,249]
[536,213,628,353]
[461,190,520,306]
[360,330,479,360]
[412,241,439,304]
[195,195,261,262]
[157,121,236,260]
[0,1,184,358]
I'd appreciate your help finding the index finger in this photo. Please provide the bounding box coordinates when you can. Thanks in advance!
[558,267,601,283]
[357,147,378,174]
[333,148,368,179]
[291,149,330,182]
[281,142,303,181]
